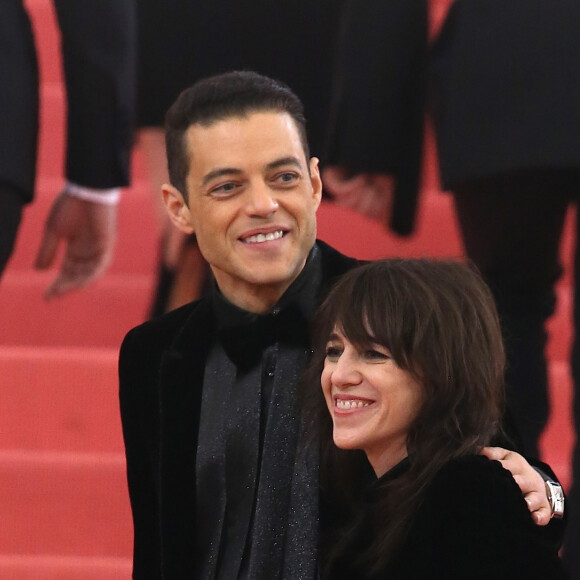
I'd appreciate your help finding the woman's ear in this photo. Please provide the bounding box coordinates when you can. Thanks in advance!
[162,184,195,234]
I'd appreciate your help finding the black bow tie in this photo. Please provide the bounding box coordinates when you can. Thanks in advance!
[218,304,311,370]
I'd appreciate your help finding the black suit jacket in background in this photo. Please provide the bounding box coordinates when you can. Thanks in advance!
[0,0,136,202]
[324,0,428,235]
[136,0,345,159]
[326,0,580,231]
[430,0,580,191]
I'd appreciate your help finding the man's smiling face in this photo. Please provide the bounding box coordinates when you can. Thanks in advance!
[169,111,322,312]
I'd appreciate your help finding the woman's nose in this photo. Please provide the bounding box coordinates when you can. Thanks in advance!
[331,352,361,387]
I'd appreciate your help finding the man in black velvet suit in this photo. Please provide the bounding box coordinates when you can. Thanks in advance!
[119,71,561,579]
[0,0,135,297]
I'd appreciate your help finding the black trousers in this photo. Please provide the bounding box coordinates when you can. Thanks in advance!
[0,0,39,202]
[452,168,580,577]
[0,186,25,279]
[0,2,37,280]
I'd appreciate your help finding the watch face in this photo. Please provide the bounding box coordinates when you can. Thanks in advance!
[546,481,565,519]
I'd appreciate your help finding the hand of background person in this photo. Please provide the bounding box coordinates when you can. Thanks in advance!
[35,191,117,299]
[482,447,552,526]
[322,165,395,225]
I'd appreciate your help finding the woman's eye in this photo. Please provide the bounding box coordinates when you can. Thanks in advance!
[325,346,342,359]
[364,349,389,361]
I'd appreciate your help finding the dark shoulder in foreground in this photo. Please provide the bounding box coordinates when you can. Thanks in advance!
[123,299,203,344]
[121,294,213,356]
[118,297,212,384]
[390,455,567,579]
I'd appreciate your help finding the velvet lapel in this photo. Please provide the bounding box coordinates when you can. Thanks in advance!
[157,298,215,578]
[316,239,361,301]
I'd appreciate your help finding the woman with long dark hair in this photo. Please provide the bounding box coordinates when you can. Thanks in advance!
[304,259,566,579]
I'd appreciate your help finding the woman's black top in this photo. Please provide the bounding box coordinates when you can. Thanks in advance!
[324,455,566,579]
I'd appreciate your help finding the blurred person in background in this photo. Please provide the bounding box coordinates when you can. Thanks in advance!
[0,0,136,298]
[323,0,427,236]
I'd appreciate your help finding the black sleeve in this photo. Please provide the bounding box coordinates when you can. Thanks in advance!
[0,1,38,200]
[325,0,428,235]
[54,0,136,189]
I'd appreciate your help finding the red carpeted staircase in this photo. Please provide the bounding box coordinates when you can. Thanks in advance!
[0,1,573,578]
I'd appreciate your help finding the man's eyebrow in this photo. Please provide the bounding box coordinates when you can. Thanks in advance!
[201,167,243,187]
[265,156,302,171]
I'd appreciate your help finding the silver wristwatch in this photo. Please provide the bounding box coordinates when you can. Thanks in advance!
[545,480,565,519]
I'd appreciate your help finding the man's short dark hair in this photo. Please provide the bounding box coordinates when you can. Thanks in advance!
[165,70,310,197]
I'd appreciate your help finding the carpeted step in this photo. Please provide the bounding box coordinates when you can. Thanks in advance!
[0,449,131,559]
[0,555,131,580]
[546,284,573,362]
[24,0,63,86]
[35,85,65,182]
[0,274,152,348]
[0,347,122,452]
[318,192,463,259]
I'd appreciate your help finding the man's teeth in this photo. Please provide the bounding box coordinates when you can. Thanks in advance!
[244,231,284,243]
[336,399,370,410]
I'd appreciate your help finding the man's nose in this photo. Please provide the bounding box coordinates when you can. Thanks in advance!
[245,184,279,216]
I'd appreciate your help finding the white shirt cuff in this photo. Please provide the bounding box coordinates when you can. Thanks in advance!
[64,181,121,206]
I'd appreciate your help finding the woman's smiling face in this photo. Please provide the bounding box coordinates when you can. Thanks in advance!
[321,327,424,477]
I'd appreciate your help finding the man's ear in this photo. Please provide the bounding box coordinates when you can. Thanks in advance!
[309,157,323,211]
[162,184,195,234]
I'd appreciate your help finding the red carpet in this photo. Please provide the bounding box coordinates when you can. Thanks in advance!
[0,0,573,577]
